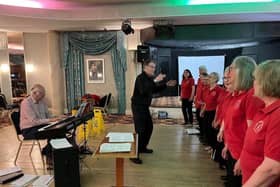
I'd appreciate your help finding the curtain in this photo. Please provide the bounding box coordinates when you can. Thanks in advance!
[60,31,127,114]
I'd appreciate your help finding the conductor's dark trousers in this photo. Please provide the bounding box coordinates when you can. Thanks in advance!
[131,104,153,152]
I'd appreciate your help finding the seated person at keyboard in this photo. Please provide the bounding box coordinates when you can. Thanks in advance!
[20,84,61,139]
[20,84,63,161]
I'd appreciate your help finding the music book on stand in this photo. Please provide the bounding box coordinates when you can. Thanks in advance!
[50,138,72,149]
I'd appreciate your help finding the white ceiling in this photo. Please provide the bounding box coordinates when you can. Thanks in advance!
[0,1,280,32]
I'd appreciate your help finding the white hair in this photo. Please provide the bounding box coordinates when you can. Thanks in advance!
[199,65,207,72]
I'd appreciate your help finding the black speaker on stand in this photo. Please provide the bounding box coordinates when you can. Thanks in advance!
[137,45,150,63]
[53,147,80,187]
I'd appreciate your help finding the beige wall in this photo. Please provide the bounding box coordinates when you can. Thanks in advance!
[24,33,52,105]
[125,30,142,114]
[0,32,13,103]
[20,30,142,115]
[47,31,66,115]
[23,32,66,115]
[84,53,118,113]
[125,50,142,114]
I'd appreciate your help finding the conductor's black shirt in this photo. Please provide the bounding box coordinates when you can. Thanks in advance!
[131,72,166,106]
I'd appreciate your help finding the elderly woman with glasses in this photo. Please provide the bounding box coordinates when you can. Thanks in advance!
[200,72,224,153]
[222,56,265,187]
[20,84,60,139]
[240,60,280,187]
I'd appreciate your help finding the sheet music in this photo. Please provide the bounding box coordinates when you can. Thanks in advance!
[0,166,21,177]
[32,175,53,187]
[11,174,38,187]
[106,132,134,142]
[50,138,72,149]
[100,143,132,153]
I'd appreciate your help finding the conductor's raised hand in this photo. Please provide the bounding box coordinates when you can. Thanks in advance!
[166,80,177,87]
[154,73,166,82]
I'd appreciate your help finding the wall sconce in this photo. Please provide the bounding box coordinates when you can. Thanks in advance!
[0,64,10,72]
[25,64,34,72]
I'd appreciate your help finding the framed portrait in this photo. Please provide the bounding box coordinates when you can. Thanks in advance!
[86,59,105,83]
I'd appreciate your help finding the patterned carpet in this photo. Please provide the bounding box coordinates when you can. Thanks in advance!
[104,114,184,125]
[0,115,10,129]
[151,96,181,108]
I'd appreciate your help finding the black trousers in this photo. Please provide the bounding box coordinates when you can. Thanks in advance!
[203,110,217,148]
[22,124,67,157]
[181,99,193,124]
[22,124,48,140]
[196,108,203,136]
[226,151,242,187]
[131,104,153,152]
[215,141,227,166]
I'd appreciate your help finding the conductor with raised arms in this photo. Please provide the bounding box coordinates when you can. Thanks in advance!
[130,60,176,164]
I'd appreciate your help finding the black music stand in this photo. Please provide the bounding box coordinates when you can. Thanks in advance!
[79,120,93,155]
[77,104,93,155]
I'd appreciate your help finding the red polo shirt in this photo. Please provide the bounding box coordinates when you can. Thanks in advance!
[224,89,265,160]
[202,85,224,111]
[195,78,203,108]
[181,78,195,99]
[215,90,230,124]
[240,99,280,187]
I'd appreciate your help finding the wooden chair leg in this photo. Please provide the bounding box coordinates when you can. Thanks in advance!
[14,141,22,165]
[29,141,35,157]
[37,141,45,169]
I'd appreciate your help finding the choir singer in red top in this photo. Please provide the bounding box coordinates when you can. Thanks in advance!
[240,60,280,187]
[180,69,195,125]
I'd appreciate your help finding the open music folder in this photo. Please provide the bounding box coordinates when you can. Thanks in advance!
[106,132,134,142]
[99,143,132,153]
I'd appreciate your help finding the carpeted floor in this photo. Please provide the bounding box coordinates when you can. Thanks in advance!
[103,114,184,125]
[151,96,181,108]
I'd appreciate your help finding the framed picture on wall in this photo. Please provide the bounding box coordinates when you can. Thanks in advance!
[86,59,105,83]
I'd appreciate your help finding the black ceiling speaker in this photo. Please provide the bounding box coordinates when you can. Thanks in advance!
[153,24,175,38]
[122,19,134,35]
[137,45,150,63]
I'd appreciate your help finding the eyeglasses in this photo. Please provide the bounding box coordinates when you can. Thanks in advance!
[148,65,156,69]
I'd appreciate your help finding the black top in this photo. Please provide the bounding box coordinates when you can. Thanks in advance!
[131,72,167,106]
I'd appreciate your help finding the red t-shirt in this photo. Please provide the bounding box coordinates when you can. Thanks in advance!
[195,78,203,108]
[181,78,195,99]
[240,99,280,187]
[224,89,265,160]
[215,90,230,124]
[202,85,224,111]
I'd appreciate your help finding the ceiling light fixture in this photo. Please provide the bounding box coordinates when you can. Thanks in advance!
[0,0,43,8]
